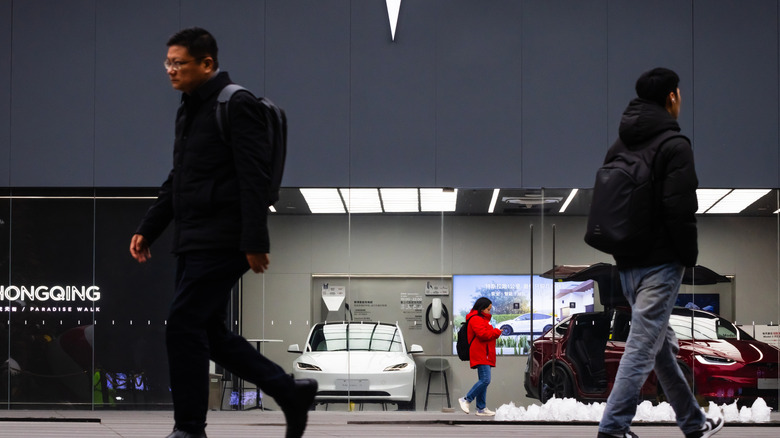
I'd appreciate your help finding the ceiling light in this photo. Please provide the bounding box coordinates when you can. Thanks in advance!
[503,196,562,207]
[340,188,383,213]
[559,189,578,213]
[420,188,457,212]
[696,189,730,214]
[380,188,419,212]
[300,188,345,213]
[705,189,771,214]
[488,189,500,214]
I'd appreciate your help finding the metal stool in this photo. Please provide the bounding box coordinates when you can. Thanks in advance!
[423,357,451,410]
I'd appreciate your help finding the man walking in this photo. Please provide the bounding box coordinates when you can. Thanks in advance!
[129,27,316,438]
[596,68,723,438]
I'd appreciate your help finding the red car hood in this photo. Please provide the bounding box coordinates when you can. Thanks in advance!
[684,339,780,365]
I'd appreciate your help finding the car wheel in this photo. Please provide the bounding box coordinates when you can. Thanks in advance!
[397,389,416,411]
[500,325,513,336]
[540,363,574,403]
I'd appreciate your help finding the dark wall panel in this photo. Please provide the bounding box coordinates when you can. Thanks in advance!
[607,1,693,149]
[0,0,9,186]
[3,1,780,189]
[521,0,608,188]
[180,0,265,93]
[10,0,96,187]
[435,0,523,189]
[94,0,179,187]
[106,0,266,189]
[94,199,176,406]
[266,1,351,187]
[8,198,95,405]
[693,0,779,188]
[349,0,437,187]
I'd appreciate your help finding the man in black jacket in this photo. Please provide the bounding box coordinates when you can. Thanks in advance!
[129,27,315,438]
[596,68,723,438]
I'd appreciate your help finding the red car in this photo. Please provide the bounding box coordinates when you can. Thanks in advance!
[523,306,780,409]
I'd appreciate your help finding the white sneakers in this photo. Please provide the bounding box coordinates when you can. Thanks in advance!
[458,397,470,414]
[476,407,496,417]
[458,398,495,417]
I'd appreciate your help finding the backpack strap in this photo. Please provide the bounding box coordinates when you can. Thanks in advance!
[647,130,689,215]
[215,84,248,144]
[649,130,689,165]
[466,314,477,347]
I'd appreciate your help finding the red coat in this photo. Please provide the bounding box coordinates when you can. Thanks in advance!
[465,309,502,368]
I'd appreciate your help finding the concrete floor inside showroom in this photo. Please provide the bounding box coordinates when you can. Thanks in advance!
[0,410,777,438]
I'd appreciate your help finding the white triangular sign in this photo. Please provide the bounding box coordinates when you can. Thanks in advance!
[386,0,401,41]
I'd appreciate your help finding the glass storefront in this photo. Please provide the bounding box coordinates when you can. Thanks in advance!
[2,187,777,413]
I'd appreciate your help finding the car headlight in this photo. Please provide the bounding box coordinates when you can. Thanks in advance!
[296,362,322,371]
[383,363,409,372]
[694,354,737,366]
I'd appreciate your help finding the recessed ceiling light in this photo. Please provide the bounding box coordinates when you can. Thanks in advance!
[705,189,770,214]
[420,188,457,212]
[300,188,345,213]
[340,188,382,213]
[380,188,419,212]
[559,189,578,213]
[488,189,500,214]
[696,189,731,214]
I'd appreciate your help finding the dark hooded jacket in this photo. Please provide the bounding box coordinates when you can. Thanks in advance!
[608,98,698,268]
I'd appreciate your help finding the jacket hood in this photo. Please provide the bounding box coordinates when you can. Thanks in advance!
[618,98,681,146]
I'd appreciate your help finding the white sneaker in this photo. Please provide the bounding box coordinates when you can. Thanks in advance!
[685,413,724,438]
[476,407,495,417]
[458,397,470,414]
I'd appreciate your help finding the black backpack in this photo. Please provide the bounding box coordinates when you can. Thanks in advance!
[584,130,687,256]
[216,84,287,207]
[456,315,476,361]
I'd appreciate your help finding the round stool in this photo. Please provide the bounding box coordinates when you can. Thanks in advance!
[423,357,451,410]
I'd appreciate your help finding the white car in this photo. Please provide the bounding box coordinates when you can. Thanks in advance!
[499,313,554,336]
[288,321,423,409]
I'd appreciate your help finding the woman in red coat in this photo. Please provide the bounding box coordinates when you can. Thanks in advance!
[457,297,502,417]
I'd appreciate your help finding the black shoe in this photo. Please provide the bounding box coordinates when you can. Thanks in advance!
[282,378,318,438]
[597,432,639,438]
[165,429,207,438]
[685,415,724,438]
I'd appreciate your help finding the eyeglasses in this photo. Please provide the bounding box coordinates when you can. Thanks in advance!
[164,58,201,71]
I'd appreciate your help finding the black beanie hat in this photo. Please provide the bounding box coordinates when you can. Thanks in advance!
[635,67,679,107]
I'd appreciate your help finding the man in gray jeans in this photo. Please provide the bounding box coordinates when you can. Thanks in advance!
[596,68,723,438]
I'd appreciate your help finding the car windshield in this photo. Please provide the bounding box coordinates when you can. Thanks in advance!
[308,323,404,352]
[669,309,754,341]
[554,317,572,336]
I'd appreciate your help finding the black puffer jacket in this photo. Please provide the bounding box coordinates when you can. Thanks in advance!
[135,71,272,254]
[611,98,699,268]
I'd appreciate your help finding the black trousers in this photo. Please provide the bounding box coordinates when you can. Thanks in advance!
[166,250,294,433]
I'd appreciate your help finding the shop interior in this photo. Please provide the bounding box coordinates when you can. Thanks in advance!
[1,186,778,413]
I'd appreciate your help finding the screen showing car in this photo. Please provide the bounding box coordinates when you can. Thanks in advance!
[452,274,594,355]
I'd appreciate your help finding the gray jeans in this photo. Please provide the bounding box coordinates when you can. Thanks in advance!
[599,262,705,436]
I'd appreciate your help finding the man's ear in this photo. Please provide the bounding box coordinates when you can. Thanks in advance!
[202,57,215,73]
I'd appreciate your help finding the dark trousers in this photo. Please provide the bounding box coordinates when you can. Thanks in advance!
[167,250,293,433]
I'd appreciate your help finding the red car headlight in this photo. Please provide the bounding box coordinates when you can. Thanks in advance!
[694,354,737,366]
